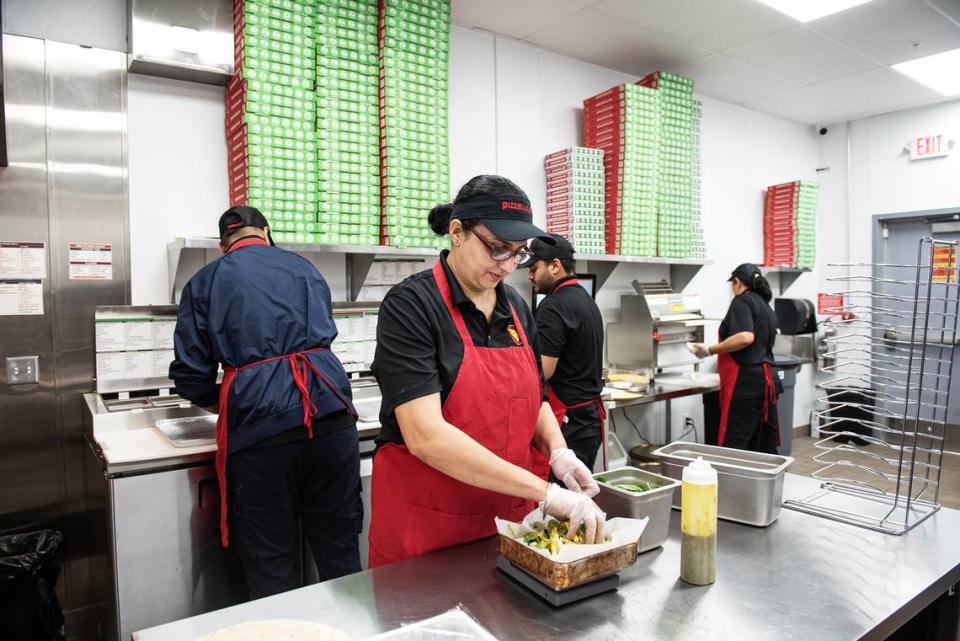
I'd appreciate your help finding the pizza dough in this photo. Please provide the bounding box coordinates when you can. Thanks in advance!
[195,619,353,641]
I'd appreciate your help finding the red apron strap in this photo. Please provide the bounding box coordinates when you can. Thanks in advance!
[432,261,475,354]
[547,384,608,470]
[761,363,781,447]
[216,367,239,548]
[552,278,579,293]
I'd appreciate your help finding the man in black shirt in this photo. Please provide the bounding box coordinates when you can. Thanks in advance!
[526,235,606,471]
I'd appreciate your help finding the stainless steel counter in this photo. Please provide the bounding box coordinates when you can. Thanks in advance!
[134,473,960,641]
[605,374,720,412]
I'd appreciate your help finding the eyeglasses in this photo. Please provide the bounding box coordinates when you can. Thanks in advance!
[469,228,534,266]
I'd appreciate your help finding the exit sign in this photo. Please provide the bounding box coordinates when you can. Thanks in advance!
[909,134,952,160]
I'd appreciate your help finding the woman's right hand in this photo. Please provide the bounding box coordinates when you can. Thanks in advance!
[540,483,606,544]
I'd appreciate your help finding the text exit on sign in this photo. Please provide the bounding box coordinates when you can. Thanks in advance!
[908,134,954,160]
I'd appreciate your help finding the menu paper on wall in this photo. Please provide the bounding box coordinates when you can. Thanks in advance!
[0,242,46,280]
[0,280,44,316]
[68,243,113,280]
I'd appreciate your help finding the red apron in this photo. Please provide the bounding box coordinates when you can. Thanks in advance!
[716,335,779,448]
[543,278,608,469]
[367,261,547,568]
[214,237,354,548]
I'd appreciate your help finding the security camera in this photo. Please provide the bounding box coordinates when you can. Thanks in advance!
[815,124,829,136]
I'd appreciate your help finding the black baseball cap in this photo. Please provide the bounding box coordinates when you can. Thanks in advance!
[450,194,550,242]
[529,234,575,264]
[218,206,274,245]
[728,263,762,283]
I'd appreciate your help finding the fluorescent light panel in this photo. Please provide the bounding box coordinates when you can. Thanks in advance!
[757,0,875,22]
[893,48,960,96]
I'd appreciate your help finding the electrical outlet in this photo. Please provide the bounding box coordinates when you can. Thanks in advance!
[6,356,39,385]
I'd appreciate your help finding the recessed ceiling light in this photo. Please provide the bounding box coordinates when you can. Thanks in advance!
[893,48,960,96]
[757,0,876,22]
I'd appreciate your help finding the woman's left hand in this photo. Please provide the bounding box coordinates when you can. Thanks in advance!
[549,448,600,497]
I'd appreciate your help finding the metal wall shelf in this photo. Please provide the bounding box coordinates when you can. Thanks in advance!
[167,237,712,303]
[760,266,811,295]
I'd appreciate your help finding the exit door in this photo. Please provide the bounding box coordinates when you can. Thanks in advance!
[878,216,960,442]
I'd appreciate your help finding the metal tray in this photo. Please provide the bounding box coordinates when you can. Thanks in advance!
[652,442,794,527]
[497,534,637,591]
[593,467,679,553]
[154,415,217,448]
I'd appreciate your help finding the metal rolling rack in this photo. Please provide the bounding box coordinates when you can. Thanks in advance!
[784,237,960,534]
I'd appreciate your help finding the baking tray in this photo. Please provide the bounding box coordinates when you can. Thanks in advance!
[497,534,637,591]
[652,442,794,527]
[593,467,679,553]
[154,415,218,448]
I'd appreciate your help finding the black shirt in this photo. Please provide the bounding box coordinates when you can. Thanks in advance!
[372,251,546,447]
[536,275,604,406]
[719,291,778,366]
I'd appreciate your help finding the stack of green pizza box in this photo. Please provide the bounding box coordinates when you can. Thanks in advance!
[544,147,606,255]
[229,0,319,245]
[314,0,381,246]
[378,0,451,249]
[690,98,705,259]
[618,84,661,257]
[795,180,818,269]
[638,71,696,259]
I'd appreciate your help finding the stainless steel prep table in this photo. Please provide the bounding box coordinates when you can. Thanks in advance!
[605,373,721,444]
[134,473,960,641]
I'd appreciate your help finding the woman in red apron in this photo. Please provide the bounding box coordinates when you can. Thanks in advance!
[688,264,782,454]
[368,176,606,568]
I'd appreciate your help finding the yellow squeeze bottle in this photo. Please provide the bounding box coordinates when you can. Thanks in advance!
[680,456,717,585]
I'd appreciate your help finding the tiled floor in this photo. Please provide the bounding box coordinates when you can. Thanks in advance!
[789,434,960,510]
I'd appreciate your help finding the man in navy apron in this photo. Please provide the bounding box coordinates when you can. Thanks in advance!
[170,206,360,599]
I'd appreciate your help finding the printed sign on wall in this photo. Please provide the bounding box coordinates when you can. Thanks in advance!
[69,243,113,280]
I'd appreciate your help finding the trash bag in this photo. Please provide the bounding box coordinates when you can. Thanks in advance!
[0,529,66,641]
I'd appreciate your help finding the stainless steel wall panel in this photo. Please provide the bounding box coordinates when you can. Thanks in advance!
[0,34,129,639]
[2,0,128,52]
[0,34,59,536]
[43,40,129,624]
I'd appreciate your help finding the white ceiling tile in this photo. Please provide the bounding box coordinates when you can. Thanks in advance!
[451,0,586,40]
[523,8,710,75]
[722,26,880,85]
[745,67,943,124]
[671,55,802,103]
[926,0,960,23]
[809,0,960,64]
[591,0,798,51]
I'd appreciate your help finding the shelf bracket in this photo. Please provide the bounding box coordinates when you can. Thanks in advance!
[347,253,376,302]
[669,263,706,291]
[581,260,618,291]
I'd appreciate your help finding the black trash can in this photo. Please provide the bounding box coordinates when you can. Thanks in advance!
[0,529,65,641]
[772,354,803,456]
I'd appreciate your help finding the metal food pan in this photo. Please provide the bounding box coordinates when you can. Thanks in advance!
[652,442,794,527]
[154,415,217,448]
[593,467,679,553]
[497,535,637,591]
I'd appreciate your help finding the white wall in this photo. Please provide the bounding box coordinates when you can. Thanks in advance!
[128,74,230,305]
[127,26,823,445]
[846,100,960,267]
